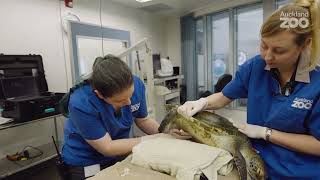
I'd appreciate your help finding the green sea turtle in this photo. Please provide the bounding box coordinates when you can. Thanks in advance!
[158,106,266,180]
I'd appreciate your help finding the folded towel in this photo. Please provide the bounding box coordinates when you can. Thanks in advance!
[131,135,233,180]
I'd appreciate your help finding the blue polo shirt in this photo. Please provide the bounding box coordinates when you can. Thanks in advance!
[62,76,147,166]
[222,55,320,179]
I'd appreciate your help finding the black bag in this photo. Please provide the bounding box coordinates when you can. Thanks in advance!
[59,92,71,118]
[0,54,64,122]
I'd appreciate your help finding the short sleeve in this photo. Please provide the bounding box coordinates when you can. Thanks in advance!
[307,98,320,140]
[133,78,148,118]
[69,104,107,140]
[222,58,253,99]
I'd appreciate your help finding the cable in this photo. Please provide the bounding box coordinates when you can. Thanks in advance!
[58,0,71,90]
[99,0,104,56]
[6,145,43,162]
[21,146,44,159]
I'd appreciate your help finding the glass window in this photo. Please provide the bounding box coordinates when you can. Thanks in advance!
[211,12,230,91]
[235,4,263,107]
[196,19,205,97]
[276,0,292,9]
[192,2,265,109]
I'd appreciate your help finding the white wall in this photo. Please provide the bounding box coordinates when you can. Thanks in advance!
[0,0,171,158]
[165,17,181,67]
[0,0,169,91]
[0,0,66,92]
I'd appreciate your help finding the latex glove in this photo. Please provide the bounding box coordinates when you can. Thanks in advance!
[169,129,192,140]
[177,98,208,117]
[229,119,267,139]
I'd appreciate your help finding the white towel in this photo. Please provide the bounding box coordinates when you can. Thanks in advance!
[131,136,233,180]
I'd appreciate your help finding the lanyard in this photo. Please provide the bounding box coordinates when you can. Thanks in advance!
[270,67,297,97]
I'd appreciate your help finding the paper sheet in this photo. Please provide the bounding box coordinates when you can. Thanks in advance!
[0,117,13,125]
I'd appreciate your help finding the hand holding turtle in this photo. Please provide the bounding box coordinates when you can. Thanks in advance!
[177,98,208,117]
[229,119,267,140]
[169,129,192,140]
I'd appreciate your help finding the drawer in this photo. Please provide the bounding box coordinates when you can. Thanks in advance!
[164,91,180,101]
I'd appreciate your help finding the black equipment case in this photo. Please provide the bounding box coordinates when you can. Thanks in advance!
[0,54,64,122]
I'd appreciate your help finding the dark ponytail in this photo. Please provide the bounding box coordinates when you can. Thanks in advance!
[59,80,89,117]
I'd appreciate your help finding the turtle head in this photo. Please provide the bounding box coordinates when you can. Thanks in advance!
[158,109,179,133]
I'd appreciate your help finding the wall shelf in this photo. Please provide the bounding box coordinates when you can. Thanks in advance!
[153,75,184,121]
[153,75,184,84]
[0,115,63,179]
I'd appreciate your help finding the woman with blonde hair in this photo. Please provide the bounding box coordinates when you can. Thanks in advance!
[179,0,320,179]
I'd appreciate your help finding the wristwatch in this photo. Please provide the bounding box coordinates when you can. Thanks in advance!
[265,128,272,141]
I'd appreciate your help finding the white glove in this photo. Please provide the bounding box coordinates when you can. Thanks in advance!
[229,119,267,139]
[177,98,208,117]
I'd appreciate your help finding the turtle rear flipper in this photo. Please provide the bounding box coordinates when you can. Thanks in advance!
[234,143,247,180]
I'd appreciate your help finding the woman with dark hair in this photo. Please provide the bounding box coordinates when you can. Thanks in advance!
[61,55,190,179]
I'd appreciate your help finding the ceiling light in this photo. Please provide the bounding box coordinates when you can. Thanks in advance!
[136,0,152,3]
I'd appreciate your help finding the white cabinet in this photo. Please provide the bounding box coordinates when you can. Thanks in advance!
[153,75,184,121]
[131,75,183,137]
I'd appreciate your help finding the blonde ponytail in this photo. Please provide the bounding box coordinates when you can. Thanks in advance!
[295,0,320,69]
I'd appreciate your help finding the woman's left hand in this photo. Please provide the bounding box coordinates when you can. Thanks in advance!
[169,129,192,140]
[230,119,267,139]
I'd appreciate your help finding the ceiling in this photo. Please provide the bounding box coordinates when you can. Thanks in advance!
[108,0,225,17]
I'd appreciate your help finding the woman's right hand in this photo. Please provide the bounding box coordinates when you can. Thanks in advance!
[177,98,208,117]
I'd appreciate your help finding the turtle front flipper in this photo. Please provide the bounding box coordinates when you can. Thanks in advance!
[234,142,247,180]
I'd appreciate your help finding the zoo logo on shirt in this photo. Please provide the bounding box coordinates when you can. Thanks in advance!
[291,97,313,110]
[131,103,140,112]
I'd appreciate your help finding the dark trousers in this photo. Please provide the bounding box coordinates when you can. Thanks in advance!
[57,161,117,180]
[66,166,86,180]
